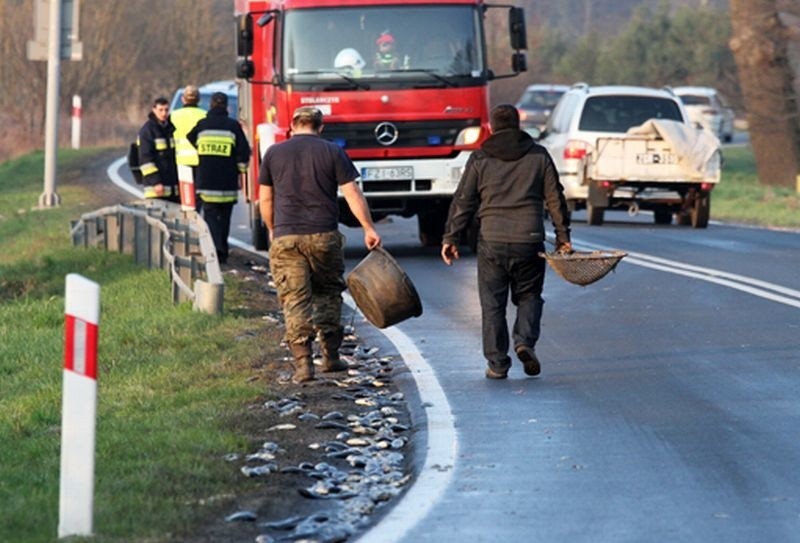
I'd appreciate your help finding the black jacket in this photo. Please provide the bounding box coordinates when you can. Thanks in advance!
[187,108,251,202]
[442,128,571,246]
[137,113,178,188]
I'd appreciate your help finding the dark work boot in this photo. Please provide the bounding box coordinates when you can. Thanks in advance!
[320,330,348,372]
[289,342,315,383]
[291,356,315,383]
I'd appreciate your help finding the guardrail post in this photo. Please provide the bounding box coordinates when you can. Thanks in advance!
[71,202,224,314]
[106,214,120,252]
[194,280,224,315]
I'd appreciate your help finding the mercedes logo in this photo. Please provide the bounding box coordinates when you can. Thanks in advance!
[374,122,399,146]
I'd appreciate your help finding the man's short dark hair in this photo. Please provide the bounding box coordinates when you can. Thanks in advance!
[490,104,520,132]
[152,96,169,107]
[210,92,228,110]
[292,106,324,130]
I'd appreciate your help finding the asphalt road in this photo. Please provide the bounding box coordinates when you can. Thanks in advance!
[108,157,800,542]
[346,212,800,543]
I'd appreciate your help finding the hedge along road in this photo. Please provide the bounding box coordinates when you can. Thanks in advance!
[108,157,800,541]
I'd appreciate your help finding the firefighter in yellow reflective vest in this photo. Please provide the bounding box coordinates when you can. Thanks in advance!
[187,92,251,264]
[171,85,207,210]
[137,96,179,201]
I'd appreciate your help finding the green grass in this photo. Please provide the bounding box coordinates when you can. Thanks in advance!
[0,149,275,542]
[715,147,800,229]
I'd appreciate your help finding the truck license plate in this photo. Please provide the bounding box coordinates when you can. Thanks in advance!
[636,153,678,165]
[361,166,414,181]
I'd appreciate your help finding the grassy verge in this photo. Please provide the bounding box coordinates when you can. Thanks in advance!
[715,146,800,229]
[0,149,276,542]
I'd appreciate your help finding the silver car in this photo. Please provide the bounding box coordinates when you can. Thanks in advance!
[673,86,734,143]
[514,84,569,132]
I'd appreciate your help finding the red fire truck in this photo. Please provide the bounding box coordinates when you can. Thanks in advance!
[234,0,528,249]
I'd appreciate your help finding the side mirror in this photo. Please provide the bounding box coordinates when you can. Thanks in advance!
[512,52,527,73]
[509,7,527,50]
[236,15,253,57]
[236,58,255,79]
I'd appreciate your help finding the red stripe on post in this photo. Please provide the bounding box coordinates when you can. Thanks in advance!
[64,314,98,380]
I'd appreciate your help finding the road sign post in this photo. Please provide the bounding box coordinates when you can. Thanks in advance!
[29,0,84,208]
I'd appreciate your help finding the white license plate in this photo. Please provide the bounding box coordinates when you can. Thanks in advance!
[636,153,678,165]
[361,166,414,181]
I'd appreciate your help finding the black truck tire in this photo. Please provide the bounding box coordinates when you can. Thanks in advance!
[691,193,710,228]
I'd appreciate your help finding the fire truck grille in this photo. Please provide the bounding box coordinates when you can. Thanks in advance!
[321,119,480,149]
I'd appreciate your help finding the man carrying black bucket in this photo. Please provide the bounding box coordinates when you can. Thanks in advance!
[259,106,381,384]
[441,104,572,379]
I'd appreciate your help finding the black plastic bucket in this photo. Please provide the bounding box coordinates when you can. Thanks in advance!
[346,246,423,328]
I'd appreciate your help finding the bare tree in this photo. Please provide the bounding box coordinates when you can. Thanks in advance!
[730,0,800,188]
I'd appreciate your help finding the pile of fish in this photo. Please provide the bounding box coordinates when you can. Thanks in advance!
[224,326,413,543]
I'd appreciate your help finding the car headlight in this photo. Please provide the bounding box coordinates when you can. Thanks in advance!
[455,126,482,146]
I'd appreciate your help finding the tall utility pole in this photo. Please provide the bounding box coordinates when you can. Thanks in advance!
[40,0,63,208]
[28,0,83,208]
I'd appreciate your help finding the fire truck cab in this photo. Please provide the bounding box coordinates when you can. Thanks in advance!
[234,0,527,249]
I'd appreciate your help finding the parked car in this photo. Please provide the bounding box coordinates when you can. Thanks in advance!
[672,86,734,143]
[170,80,239,120]
[538,83,721,227]
[515,84,569,131]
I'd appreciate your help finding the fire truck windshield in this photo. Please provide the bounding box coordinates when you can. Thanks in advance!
[282,5,484,88]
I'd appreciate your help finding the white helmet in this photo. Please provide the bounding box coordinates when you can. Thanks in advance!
[334,48,366,70]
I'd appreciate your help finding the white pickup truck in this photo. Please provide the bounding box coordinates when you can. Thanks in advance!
[587,119,722,228]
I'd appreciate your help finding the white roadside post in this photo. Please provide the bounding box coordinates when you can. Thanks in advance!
[58,274,100,539]
[71,95,81,150]
[178,164,197,212]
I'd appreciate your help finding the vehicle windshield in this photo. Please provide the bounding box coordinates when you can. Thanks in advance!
[519,90,564,109]
[578,95,684,133]
[172,91,238,120]
[677,95,711,106]
[282,5,484,88]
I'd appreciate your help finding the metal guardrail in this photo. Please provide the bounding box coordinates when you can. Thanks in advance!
[69,200,224,315]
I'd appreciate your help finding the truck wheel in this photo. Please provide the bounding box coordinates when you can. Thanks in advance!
[418,212,445,246]
[653,209,672,225]
[250,200,269,251]
[691,193,710,228]
[586,203,604,226]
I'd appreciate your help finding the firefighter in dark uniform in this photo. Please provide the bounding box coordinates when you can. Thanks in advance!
[187,92,251,264]
[137,96,179,202]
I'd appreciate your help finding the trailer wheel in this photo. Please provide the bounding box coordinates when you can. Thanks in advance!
[691,193,710,228]
[653,208,672,225]
[586,203,605,226]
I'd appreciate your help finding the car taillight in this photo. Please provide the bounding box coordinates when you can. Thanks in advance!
[564,140,589,160]
[701,182,715,191]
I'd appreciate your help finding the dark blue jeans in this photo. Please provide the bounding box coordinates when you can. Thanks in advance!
[477,240,546,372]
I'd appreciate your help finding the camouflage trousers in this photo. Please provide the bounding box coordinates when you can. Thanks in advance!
[269,231,346,357]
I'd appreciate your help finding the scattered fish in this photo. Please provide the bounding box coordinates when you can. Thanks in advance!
[225,511,257,522]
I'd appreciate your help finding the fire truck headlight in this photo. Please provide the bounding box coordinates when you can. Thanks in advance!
[455,126,482,146]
